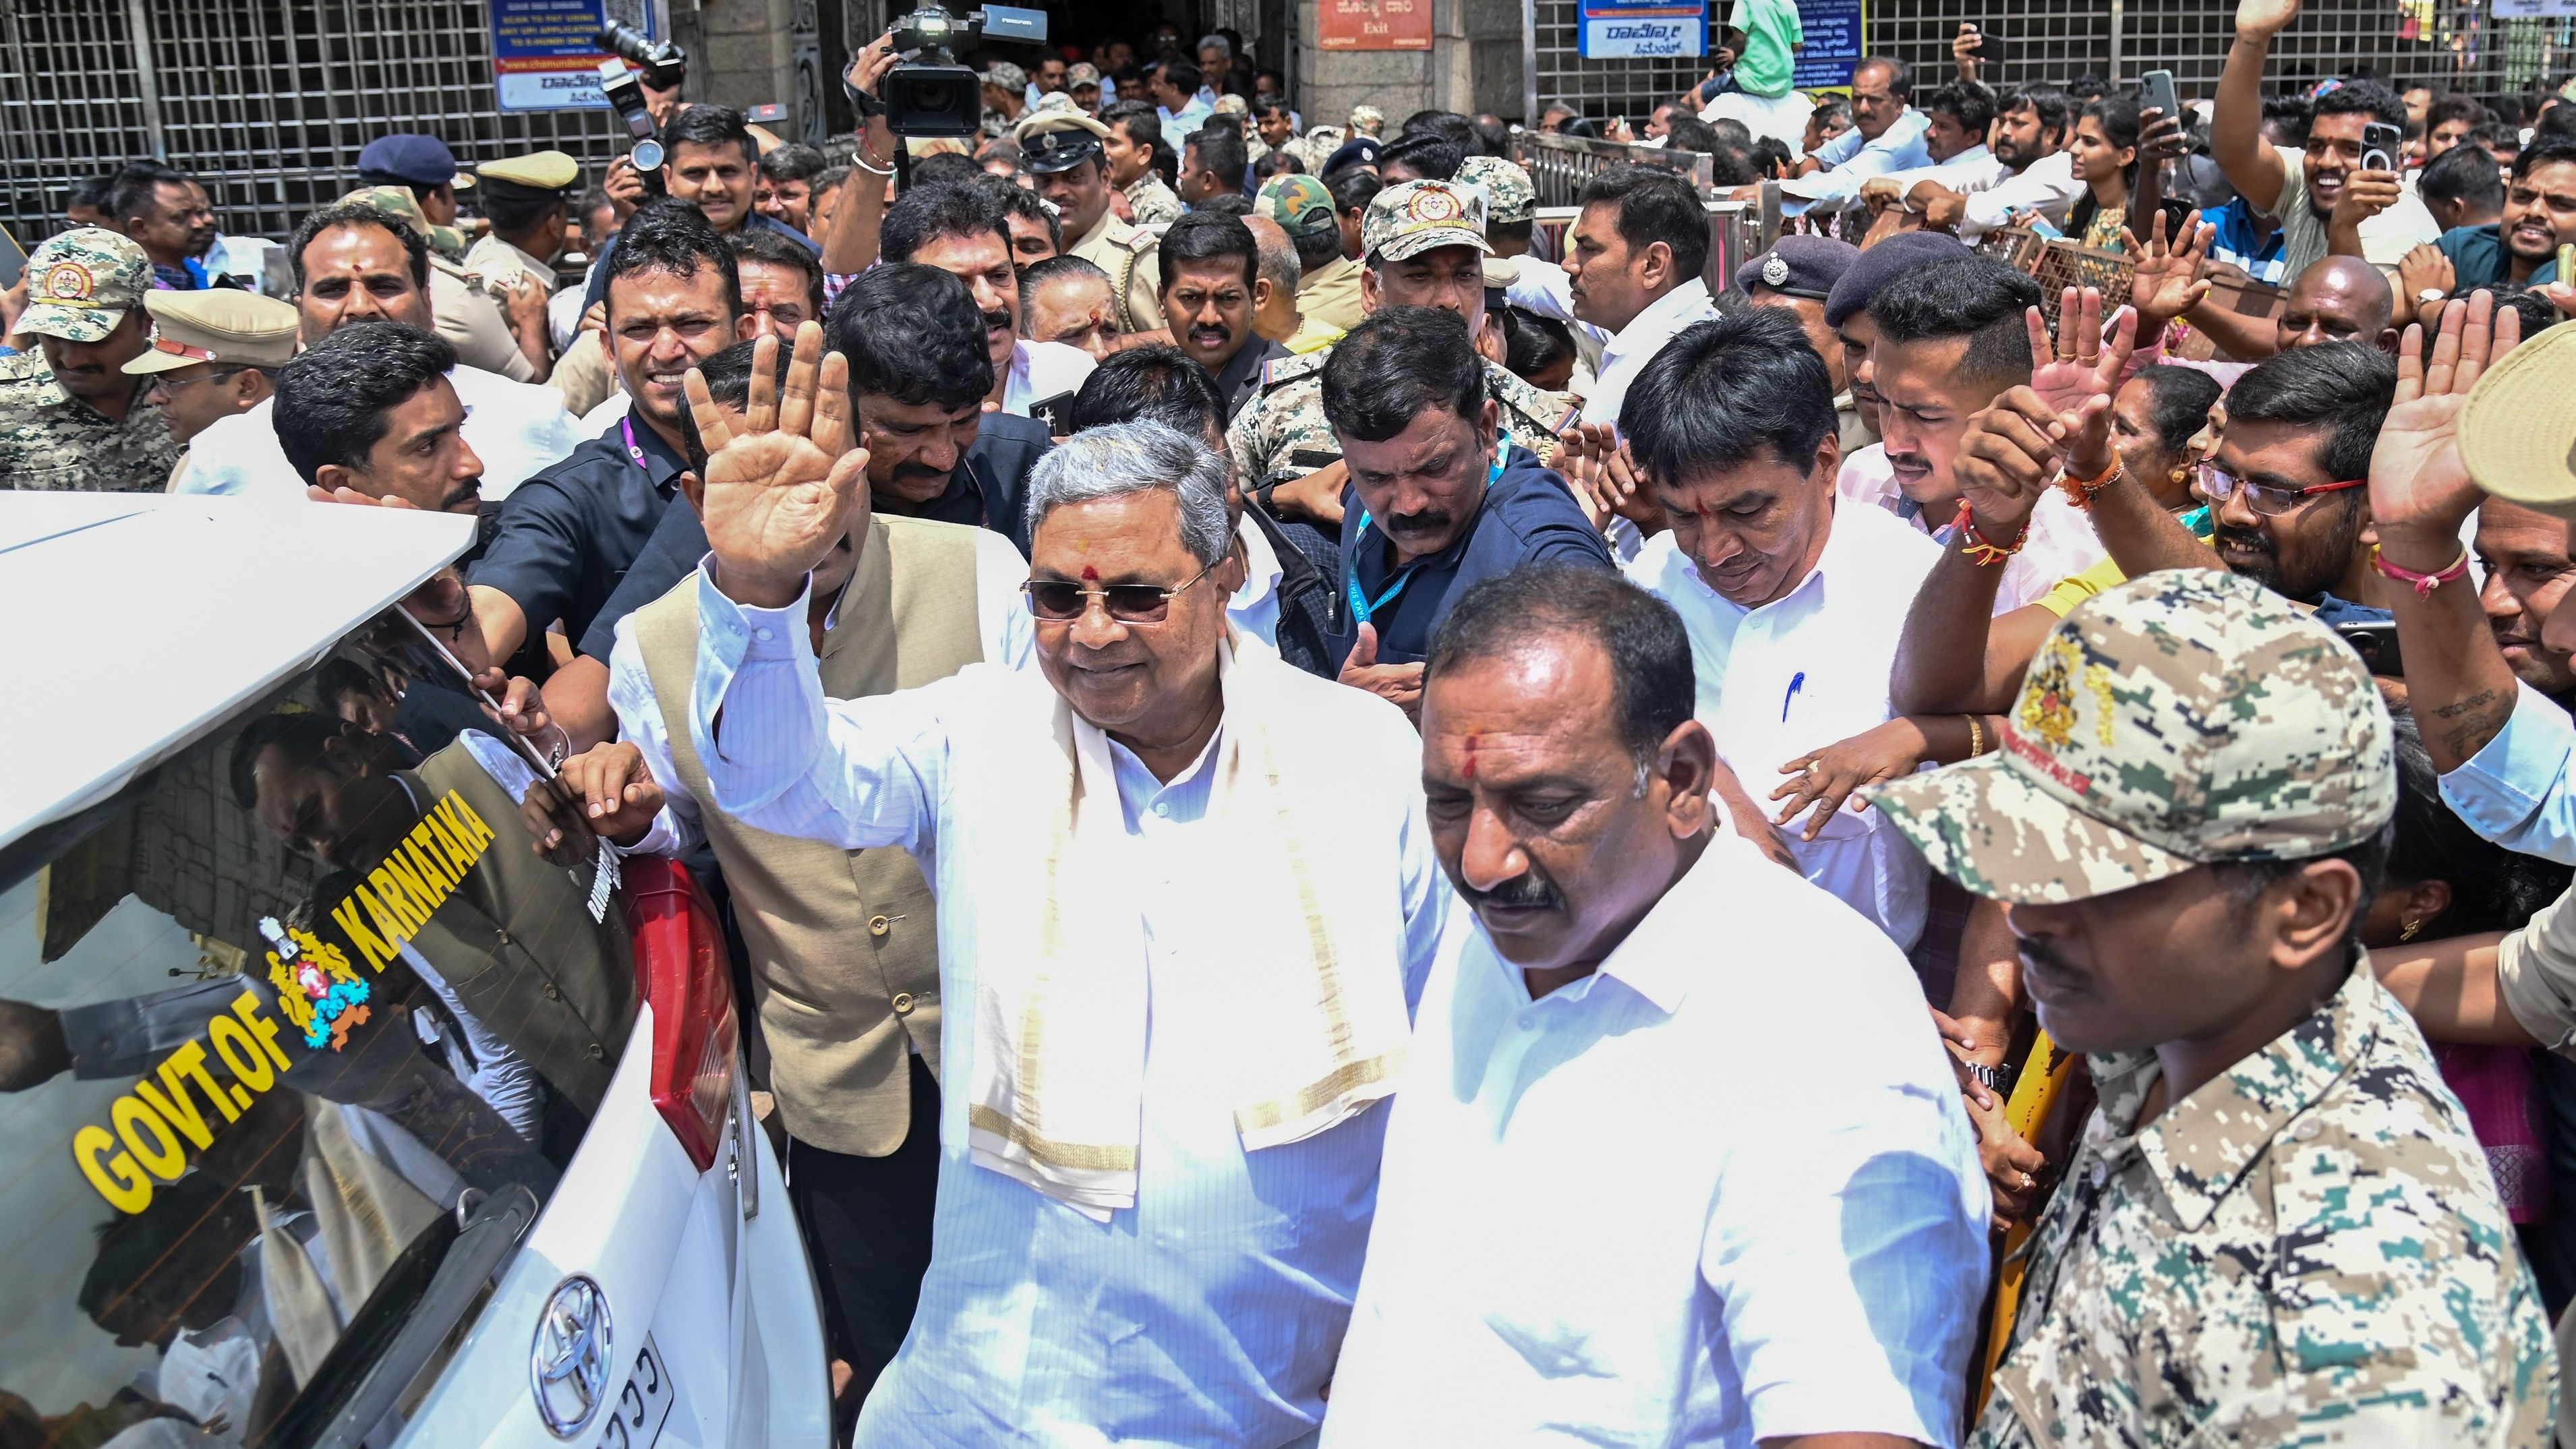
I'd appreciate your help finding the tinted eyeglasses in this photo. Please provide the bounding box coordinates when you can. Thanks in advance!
[2194,464,2366,518]
[1022,557,1223,624]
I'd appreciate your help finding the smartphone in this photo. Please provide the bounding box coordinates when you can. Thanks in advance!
[2361,121,2403,173]
[1968,27,2008,65]
[2141,69,2179,125]
[2335,619,2405,677]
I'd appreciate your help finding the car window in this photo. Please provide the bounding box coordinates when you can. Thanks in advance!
[0,607,636,1446]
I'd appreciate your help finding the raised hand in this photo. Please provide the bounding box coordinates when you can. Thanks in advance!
[2124,209,2212,334]
[2371,291,2521,556]
[1955,390,2068,539]
[695,322,872,610]
[2025,287,2134,477]
[2234,0,2303,42]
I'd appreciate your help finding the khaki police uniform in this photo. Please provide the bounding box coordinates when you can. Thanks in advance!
[122,287,298,486]
[1019,111,1167,333]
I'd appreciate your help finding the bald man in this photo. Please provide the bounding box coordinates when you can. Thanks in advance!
[2185,254,2397,361]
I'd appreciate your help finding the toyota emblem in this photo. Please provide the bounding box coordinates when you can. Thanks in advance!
[529,1274,614,1437]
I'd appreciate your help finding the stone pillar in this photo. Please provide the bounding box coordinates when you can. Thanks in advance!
[693,0,799,115]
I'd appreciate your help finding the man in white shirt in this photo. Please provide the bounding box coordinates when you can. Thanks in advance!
[174,202,582,501]
[680,335,1450,1448]
[1866,255,2105,614]
[1891,84,2080,239]
[1617,309,1939,947]
[1754,56,1931,216]
[1323,560,1988,1446]
[882,182,1097,419]
[1506,165,1718,429]
[1863,82,2010,217]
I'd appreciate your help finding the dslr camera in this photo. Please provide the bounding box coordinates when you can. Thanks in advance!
[868,3,1048,138]
[595,20,687,90]
[593,22,684,190]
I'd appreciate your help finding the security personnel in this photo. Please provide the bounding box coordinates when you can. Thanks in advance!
[463,149,579,297]
[356,133,477,260]
[465,150,613,411]
[1227,179,1576,508]
[121,288,297,469]
[1258,173,1360,339]
[0,229,181,492]
[1022,111,1165,333]
[1455,154,1539,259]
[1734,234,1871,454]
[341,185,544,384]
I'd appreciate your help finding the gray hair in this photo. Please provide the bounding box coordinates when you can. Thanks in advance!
[1023,420,1234,568]
[1198,33,1231,57]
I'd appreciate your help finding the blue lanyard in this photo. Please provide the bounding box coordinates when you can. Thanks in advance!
[1343,456,1504,628]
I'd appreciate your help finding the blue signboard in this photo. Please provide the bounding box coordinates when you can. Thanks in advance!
[492,0,651,112]
[1579,0,1707,61]
[1788,0,1863,90]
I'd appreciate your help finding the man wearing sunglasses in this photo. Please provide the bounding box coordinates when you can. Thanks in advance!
[682,325,1452,1449]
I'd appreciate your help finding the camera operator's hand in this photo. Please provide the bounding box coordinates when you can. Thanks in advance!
[604,157,650,220]
[847,30,900,107]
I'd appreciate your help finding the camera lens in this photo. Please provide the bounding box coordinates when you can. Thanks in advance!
[633,138,666,171]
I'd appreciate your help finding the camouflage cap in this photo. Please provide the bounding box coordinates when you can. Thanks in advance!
[1257,173,1339,239]
[1362,179,1492,264]
[983,60,1028,92]
[18,228,152,343]
[1214,92,1250,117]
[337,185,465,262]
[1863,570,2395,905]
[1067,62,1101,87]
[1455,154,1535,225]
[1349,105,1386,136]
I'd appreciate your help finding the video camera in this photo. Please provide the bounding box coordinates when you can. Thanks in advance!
[874,3,1048,138]
[595,21,687,90]
[595,59,668,193]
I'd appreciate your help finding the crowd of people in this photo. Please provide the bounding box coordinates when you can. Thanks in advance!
[15,0,2576,1440]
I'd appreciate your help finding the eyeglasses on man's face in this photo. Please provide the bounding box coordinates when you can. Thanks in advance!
[2194,463,2366,518]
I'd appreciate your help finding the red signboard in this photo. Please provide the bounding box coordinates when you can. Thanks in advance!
[1317,0,1434,51]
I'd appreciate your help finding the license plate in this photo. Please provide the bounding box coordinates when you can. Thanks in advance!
[593,1336,674,1449]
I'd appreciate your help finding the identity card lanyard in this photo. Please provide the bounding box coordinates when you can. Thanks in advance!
[1343,456,1504,627]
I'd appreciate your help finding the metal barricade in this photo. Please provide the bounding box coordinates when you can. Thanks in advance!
[1510,130,1710,209]
[1975,225,2283,360]
[1527,200,1759,306]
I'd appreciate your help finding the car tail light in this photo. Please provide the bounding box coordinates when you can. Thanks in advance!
[621,858,739,1172]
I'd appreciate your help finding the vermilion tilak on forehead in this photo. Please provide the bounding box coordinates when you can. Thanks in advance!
[1463,734,1479,780]
[1080,564,1099,581]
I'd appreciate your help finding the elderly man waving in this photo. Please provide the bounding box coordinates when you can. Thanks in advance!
[683,324,1450,1448]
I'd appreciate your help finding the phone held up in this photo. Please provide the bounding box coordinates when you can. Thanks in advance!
[2362,121,2403,174]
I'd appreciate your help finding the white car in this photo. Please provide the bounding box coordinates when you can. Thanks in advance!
[0,494,828,1449]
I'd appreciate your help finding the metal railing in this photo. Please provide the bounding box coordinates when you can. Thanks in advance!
[1,0,654,245]
[1511,129,1709,208]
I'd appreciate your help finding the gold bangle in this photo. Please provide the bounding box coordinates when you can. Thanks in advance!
[1963,713,1985,759]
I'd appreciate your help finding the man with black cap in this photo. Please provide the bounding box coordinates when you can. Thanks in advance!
[357,133,476,261]
[1737,235,1869,454]
[1023,110,1167,333]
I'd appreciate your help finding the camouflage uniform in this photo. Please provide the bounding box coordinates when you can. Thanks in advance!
[0,229,181,492]
[1455,155,1536,236]
[1866,571,2558,1445]
[1124,172,1183,227]
[1228,179,1577,485]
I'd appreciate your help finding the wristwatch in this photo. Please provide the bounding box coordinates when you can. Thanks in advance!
[1963,1060,2019,1098]
[2417,287,2447,311]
